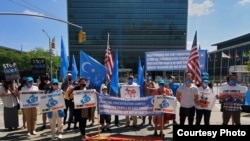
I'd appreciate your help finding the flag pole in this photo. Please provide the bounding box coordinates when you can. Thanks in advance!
[213,55,216,83]
[220,56,222,85]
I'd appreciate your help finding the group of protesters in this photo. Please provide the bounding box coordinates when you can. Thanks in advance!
[0,71,248,141]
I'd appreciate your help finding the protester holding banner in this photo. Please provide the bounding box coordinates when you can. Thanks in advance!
[152,79,172,137]
[99,85,112,132]
[176,72,198,125]
[141,74,155,126]
[195,76,216,125]
[46,78,64,140]
[21,77,39,136]
[0,80,19,130]
[71,77,89,141]
[61,72,73,125]
[124,74,139,128]
[18,78,27,129]
[38,75,51,130]
[167,75,179,125]
[218,73,247,125]
[65,83,78,130]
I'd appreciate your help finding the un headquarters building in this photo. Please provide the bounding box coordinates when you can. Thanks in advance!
[67,0,188,72]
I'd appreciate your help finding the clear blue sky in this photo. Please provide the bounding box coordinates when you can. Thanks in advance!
[0,0,250,55]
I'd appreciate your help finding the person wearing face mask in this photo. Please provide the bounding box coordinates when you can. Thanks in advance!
[167,75,179,125]
[218,73,247,125]
[195,77,216,125]
[124,74,139,128]
[20,77,39,136]
[70,78,89,141]
[141,74,155,126]
[152,79,173,137]
[61,72,73,125]
[176,72,198,125]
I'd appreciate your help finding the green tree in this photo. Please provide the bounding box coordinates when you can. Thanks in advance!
[0,47,60,79]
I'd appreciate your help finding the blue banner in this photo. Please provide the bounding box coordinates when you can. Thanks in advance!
[145,50,207,71]
[97,95,162,116]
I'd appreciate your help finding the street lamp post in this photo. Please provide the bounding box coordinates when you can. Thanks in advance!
[42,29,53,79]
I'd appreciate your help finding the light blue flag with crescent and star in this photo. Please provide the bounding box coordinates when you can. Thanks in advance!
[80,51,107,91]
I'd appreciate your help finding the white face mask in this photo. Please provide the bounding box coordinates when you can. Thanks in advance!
[202,83,208,87]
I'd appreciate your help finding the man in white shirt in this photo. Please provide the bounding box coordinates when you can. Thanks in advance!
[176,73,198,125]
[124,75,139,128]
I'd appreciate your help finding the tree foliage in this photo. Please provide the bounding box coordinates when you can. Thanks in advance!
[0,47,60,77]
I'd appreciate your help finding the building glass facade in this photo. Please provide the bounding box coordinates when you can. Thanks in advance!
[67,0,188,71]
[208,33,250,83]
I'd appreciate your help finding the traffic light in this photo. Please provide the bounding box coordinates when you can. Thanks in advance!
[78,31,86,43]
[51,37,55,49]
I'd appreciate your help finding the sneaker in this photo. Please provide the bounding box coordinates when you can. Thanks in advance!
[32,131,37,135]
[58,134,63,139]
[27,132,31,136]
[140,122,145,126]
[115,124,120,127]
[101,128,105,133]
[106,128,111,132]
[41,125,46,130]
[51,134,56,140]
[66,127,71,130]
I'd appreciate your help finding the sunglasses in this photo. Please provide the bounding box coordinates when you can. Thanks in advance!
[52,83,58,85]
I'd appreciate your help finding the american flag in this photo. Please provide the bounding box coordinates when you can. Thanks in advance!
[187,31,201,86]
[104,33,114,84]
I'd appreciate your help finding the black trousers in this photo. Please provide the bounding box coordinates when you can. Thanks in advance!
[195,109,211,125]
[79,117,88,136]
[179,106,195,125]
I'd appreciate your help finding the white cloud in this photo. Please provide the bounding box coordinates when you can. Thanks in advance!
[238,0,250,5]
[189,0,214,16]
[23,10,44,16]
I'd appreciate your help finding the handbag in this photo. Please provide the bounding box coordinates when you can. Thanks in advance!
[10,90,20,110]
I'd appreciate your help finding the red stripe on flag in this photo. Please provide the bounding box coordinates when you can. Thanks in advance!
[187,31,201,86]
[104,45,114,84]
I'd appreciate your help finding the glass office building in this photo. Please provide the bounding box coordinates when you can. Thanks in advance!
[67,0,188,71]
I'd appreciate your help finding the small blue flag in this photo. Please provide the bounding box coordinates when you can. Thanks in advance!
[60,37,69,80]
[137,57,144,97]
[110,49,119,96]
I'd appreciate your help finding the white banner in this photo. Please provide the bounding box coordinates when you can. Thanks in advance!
[20,90,44,108]
[153,95,177,114]
[40,91,66,113]
[73,89,97,109]
[196,92,217,110]
[120,85,140,99]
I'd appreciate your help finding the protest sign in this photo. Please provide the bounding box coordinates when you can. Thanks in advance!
[73,89,97,109]
[20,90,44,108]
[153,95,177,114]
[120,85,140,98]
[98,95,162,116]
[2,62,20,81]
[40,91,65,113]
